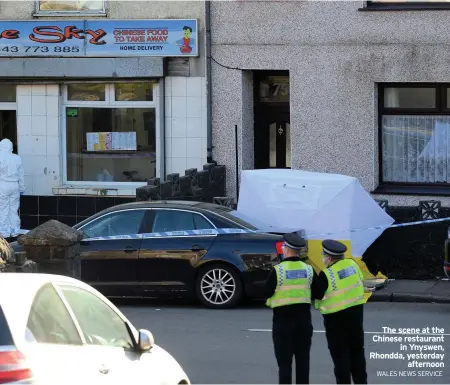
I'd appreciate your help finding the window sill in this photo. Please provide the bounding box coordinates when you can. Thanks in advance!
[372,185,450,196]
[359,4,450,11]
[33,12,107,18]
[52,186,138,197]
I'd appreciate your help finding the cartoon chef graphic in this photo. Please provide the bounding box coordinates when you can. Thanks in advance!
[175,26,196,54]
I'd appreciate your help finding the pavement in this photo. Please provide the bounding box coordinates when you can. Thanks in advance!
[369,279,450,304]
[119,301,450,384]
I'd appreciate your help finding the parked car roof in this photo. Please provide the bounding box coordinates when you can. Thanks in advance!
[0,272,83,293]
[88,200,233,217]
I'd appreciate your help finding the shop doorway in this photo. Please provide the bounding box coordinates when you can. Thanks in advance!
[253,71,291,169]
[0,111,17,153]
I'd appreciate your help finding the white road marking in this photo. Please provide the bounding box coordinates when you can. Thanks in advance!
[246,329,450,335]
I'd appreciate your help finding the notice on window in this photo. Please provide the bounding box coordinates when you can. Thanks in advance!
[112,132,137,150]
[86,133,98,151]
[87,132,136,151]
[86,132,112,151]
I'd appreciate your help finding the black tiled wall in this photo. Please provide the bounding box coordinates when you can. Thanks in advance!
[20,195,135,229]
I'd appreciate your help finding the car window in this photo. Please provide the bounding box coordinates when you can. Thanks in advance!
[0,306,15,346]
[152,210,214,232]
[81,210,145,238]
[59,285,134,350]
[26,284,82,345]
[215,210,258,230]
[193,213,215,230]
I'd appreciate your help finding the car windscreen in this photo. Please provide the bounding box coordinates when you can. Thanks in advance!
[0,305,15,346]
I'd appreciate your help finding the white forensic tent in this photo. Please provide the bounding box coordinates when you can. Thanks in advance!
[236,169,395,257]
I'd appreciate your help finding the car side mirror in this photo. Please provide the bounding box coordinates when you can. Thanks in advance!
[138,329,154,351]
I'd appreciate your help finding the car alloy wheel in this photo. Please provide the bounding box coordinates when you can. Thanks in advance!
[200,268,236,305]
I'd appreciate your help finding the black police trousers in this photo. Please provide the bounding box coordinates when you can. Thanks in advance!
[324,305,367,384]
[272,319,313,384]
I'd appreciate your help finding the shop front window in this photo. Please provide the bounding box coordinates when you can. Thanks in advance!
[64,83,157,184]
[115,83,153,102]
[0,85,16,103]
[67,84,106,102]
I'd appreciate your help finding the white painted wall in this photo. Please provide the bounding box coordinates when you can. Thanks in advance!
[164,76,207,176]
[17,85,61,196]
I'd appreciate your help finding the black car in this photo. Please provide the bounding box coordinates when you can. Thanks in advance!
[12,201,284,309]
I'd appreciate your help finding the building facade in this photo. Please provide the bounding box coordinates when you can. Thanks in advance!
[0,1,206,228]
[210,0,450,211]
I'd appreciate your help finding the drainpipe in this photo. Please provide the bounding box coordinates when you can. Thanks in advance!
[160,77,166,179]
[205,0,213,163]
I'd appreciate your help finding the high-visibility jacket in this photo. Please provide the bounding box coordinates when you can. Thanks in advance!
[266,260,314,308]
[315,259,365,315]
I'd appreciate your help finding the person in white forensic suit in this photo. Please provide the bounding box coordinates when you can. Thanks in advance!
[0,139,25,239]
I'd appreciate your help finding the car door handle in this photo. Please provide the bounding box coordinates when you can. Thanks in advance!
[124,246,138,253]
[191,245,203,251]
[99,365,109,374]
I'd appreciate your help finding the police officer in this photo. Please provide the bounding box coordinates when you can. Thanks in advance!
[312,239,367,384]
[264,233,316,384]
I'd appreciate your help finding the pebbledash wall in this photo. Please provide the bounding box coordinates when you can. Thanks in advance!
[0,1,207,229]
[209,0,450,278]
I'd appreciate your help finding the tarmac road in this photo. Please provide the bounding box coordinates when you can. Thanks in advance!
[119,301,450,384]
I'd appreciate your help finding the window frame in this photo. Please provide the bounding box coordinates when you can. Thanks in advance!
[377,82,450,195]
[26,283,85,346]
[35,0,107,16]
[149,208,217,233]
[0,83,17,110]
[61,82,160,187]
[364,0,450,11]
[78,208,149,239]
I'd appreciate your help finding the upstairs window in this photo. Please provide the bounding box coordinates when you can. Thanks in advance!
[366,0,450,10]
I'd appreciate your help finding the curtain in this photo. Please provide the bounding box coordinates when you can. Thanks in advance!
[382,115,450,184]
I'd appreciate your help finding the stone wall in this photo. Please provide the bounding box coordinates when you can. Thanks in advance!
[136,163,226,202]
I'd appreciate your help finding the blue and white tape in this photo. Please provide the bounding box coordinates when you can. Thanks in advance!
[85,228,256,241]
[306,216,450,238]
[83,216,450,242]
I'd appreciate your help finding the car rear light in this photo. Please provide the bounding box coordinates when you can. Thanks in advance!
[445,261,450,271]
[0,350,32,383]
[275,241,284,256]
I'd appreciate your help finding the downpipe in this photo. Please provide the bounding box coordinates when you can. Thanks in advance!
[205,0,213,163]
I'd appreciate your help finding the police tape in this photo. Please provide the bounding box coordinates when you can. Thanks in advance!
[83,215,450,241]
[306,216,450,238]
[84,228,258,241]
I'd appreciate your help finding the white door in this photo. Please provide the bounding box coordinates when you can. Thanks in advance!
[21,283,103,385]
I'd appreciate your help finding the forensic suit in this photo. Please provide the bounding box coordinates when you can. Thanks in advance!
[0,139,25,238]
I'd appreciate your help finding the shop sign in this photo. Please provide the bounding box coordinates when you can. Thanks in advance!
[0,19,198,57]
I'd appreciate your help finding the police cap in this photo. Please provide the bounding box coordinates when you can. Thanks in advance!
[283,233,307,250]
[322,239,347,258]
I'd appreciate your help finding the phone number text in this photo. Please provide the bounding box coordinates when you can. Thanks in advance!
[0,46,81,53]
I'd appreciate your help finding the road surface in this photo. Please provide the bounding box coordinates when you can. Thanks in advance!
[119,300,450,384]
